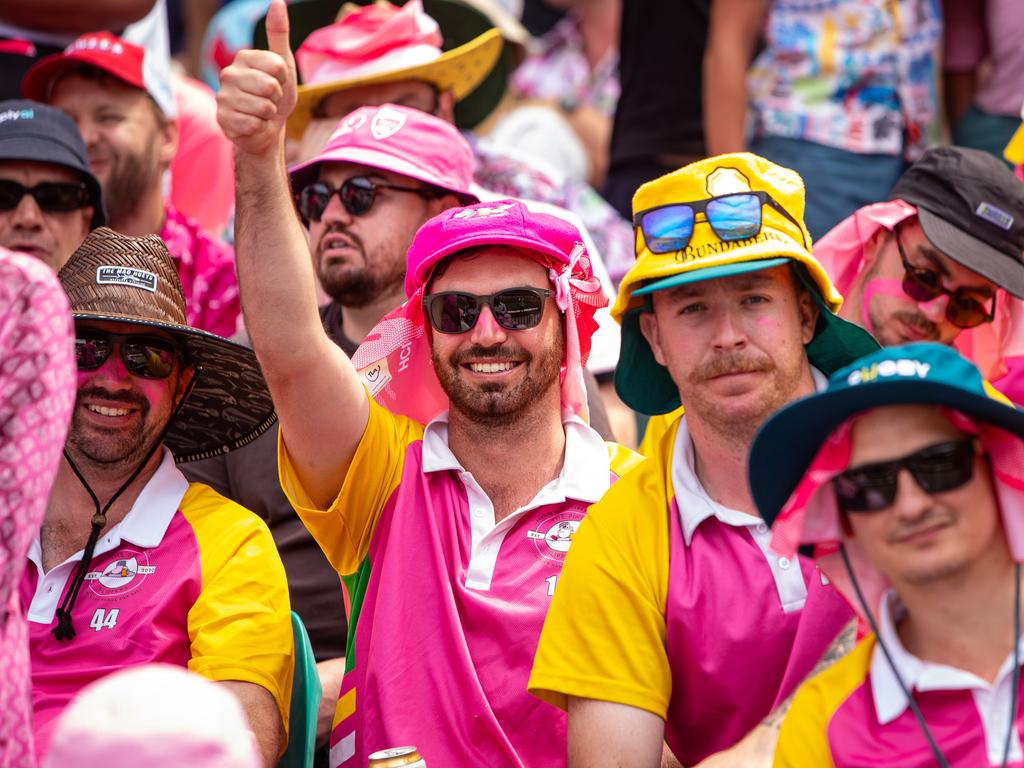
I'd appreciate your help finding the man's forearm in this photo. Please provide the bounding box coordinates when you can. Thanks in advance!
[219,680,282,767]
[316,656,347,745]
[702,45,752,156]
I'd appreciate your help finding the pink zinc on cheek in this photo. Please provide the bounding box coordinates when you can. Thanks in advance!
[860,277,905,333]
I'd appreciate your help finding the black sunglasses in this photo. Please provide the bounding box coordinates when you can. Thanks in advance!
[423,288,554,334]
[75,328,184,379]
[633,191,809,254]
[895,233,996,329]
[832,439,979,513]
[0,179,89,213]
[297,177,436,222]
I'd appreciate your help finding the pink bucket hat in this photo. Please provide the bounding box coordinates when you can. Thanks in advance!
[351,199,607,424]
[288,102,477,204]
[42,664,260,768]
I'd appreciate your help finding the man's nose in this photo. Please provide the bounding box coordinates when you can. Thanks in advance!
[468,305,508,346]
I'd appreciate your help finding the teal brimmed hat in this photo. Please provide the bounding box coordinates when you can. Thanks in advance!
[749,342,1024,528]
[613,152,878,415]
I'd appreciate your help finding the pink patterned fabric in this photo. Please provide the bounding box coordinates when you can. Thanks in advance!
[0,248,75,768]
[160,205,241,339]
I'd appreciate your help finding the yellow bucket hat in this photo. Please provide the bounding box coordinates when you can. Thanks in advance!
[614,152,879,415]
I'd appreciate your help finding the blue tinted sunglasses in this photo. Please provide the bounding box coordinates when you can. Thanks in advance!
[633,192,808,254]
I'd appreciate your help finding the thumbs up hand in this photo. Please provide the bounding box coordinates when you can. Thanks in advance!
[217,0,298,157]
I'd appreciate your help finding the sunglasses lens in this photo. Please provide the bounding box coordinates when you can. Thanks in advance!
[299,184,330,222]
[122,339,178,378]
[33,182,87,212]
[833,468,897,512]
[946,295,991,329]
[0,180,24,210]
[640,205,695,254]
[491,289,546,330]
[75,333,111,371]
[340,178,375,216]
[706,193,762,241]
[908,440,976,494]
[429,293,479,333]
[901,268,943,302]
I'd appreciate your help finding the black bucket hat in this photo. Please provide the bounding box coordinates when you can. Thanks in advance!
[0,99,106,228]
[58,227,276,463]
[891,145,1024,298]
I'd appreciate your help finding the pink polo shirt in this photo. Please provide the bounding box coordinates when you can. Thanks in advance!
[530,413,852,765]
[278,397,641,767]
[23,452,293,757]
[777,591,1024,767]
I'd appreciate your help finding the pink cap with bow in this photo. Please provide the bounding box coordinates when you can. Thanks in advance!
[351,199,607,424]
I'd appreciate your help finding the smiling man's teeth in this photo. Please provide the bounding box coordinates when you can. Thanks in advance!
[87,405,131,417]
[469,362,516,373]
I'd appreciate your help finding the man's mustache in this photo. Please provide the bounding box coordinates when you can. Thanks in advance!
[691,351,773,382]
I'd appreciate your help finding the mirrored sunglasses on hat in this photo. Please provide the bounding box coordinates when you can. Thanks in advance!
[633,191,809,254]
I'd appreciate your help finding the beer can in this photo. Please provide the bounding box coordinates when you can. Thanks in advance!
[367,746,426,768]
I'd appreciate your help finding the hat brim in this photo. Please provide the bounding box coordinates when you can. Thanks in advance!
[749,377,1024,529]
[72,311,277,463]
[287,144,478,204]
[918,207,1024,299]
[286,27,503,139]
[0,136,106,228]
[614,259,881,415]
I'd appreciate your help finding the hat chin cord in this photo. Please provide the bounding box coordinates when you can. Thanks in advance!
[839,544,1022,767]
[52,374,198,642]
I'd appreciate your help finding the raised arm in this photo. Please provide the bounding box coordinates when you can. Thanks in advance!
[217,0,369,508]
[702,0,765,156]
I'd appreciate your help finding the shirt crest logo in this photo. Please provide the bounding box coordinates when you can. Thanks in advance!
[527,510,585,562]
[85,550,156,598]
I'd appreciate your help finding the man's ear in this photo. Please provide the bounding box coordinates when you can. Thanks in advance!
[156,114,179,170]
[175,365,197,405]
[428,193,462,218]
[638,309,668,367]
[798,287,820,345]
[436,90,455,123]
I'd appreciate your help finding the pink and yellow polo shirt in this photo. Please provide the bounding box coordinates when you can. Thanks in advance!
[530,413,853,766]
[776,591,1024,767]
[23,451,293,757]
[279,397,642,767]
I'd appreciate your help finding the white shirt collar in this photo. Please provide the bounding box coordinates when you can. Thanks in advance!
[870,590,1024,725]
[671,367,828,545]
[420,411,612,504]
[30,450,189,569]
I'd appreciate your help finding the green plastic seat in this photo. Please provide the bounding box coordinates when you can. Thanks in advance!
[278,611,322,768]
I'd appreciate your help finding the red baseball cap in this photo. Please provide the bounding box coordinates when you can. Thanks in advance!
[22,32,176,117]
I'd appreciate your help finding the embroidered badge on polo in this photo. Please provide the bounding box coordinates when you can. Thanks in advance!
[370,106,406,140]
[527,509,585,562]
[84,550,157,598]
[96,266,157,292]
[975,201,1014,231]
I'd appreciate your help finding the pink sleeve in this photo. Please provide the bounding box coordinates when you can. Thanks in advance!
[943,0,987,72]
[191,238,242,339]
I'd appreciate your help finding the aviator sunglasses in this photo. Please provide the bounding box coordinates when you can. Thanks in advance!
[633,191,809,254]
[0,179,89,212]
[297,176,437,222]
[832,438,978,513]
[896,232,996,329]
[423,288,554,334]
[75,328,184,379]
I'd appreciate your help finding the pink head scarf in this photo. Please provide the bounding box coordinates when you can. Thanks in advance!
[0,249,75,767]
[770,408,1024,619]
[815,200,1021,384]
[350,199,606,424]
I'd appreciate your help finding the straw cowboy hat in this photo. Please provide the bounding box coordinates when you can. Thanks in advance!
[58,228,276,463]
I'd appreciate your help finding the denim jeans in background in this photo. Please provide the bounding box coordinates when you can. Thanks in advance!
[953,105,1019,168]
[750,136,907,242]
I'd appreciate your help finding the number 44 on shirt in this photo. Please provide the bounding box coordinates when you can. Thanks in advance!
[90,608,119,631]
